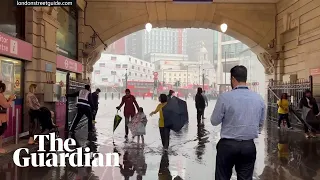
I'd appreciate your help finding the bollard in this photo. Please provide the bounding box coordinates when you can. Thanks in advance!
[112,93,114,100]
[105,92,107,100]
[118,93,120,99]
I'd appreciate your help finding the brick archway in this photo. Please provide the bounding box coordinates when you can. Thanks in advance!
[82,1,276,72]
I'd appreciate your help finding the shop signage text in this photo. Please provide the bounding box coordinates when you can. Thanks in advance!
[0,32,32,61]
[56,55,83,74]
[310,68,320,76]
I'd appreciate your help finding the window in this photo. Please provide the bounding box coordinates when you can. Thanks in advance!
[129,58,131,62]
[140,62,143,65]
[56,7,77,59]
[135,73,137,76]
[111,56,117,61]
[132,65,134,69]
[135,59,137,63]
[122,64,128,68]
[138,67,140,70]
[143,69,146,72]
[99,63,105,67]
[116,64,121,68]
[111,71,116,75]
[0,0,25,39]
[140,74,143,77]
[101,77,108,82]
[129,72,131,76]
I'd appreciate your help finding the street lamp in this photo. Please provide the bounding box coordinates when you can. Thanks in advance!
[145,23,152,32]
[220,23,228,84]
[220,23,228,33]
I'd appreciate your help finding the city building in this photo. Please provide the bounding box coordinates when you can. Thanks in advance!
[92,53,155,87]
[186,28,217,63]
[155,44,216,88]
[103,37,126,55]
[239,48,266,97]
[125,28,187,61]
[145,53,188,64]
[216,33,247,88]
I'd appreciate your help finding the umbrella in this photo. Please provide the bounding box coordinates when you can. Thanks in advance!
[113,110,123,132]
[162,96,188,132]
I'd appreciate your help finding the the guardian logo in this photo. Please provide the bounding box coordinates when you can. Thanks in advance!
[13,133,119,167]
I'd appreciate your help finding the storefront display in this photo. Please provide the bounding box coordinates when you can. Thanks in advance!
[0,30,32,140]
[55,55,82,127]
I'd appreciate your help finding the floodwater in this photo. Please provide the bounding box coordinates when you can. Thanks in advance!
[0,98,320,180]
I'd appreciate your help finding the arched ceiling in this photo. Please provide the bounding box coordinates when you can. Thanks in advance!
[81,0,277,72]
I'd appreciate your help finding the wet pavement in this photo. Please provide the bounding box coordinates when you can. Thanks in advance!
[0,98,320,180]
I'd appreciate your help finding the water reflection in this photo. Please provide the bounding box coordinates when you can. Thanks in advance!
[195,125,209,162]
[120,150,135,180]
[70,132,99,180]
[158,152,172,180]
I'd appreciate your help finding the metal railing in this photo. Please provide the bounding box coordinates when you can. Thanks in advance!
[267,76,313,128]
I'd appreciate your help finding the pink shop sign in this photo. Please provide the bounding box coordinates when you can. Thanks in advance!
[56,55,83,74]
[0,32,32,61]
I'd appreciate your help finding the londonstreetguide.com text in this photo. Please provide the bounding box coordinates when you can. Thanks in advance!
[13,133,120,167]
[16,0,74,6]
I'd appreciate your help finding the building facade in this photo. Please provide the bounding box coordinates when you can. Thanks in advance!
[187,28,217,63]
[104,37,126,55]
[92,53,155,87]
[125,28,187,61]
[0,2,91,145]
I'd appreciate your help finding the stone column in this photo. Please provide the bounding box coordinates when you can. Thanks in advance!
[25,7,59,109]
[78,9,85,80]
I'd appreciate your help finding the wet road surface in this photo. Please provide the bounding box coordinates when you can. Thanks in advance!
[0,98,320,180]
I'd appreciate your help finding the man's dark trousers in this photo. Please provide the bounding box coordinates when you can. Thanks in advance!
[93,108,98,120]
[70,105,93,132]
[196,108,204,125]
[215,138,256,180]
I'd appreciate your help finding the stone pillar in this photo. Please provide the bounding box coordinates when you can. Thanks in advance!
[78,9,85,80]
[25,7,59,109]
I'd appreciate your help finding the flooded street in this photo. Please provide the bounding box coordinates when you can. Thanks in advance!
[1,98,320,180]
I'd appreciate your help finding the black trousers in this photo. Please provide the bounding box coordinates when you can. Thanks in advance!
[70,106,93,132]
[215,139,256,180]
[159,127,170,149]
[196,108,204,125]
[278,113,291,128]
[93,108,98,120]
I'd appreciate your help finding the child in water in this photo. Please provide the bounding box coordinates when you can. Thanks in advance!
[128,107,147,144]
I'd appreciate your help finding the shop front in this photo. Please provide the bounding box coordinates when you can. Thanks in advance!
[55,55,83,127]
[0,32,32,141]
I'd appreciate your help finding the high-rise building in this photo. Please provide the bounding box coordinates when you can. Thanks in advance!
[125,28,187,61]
